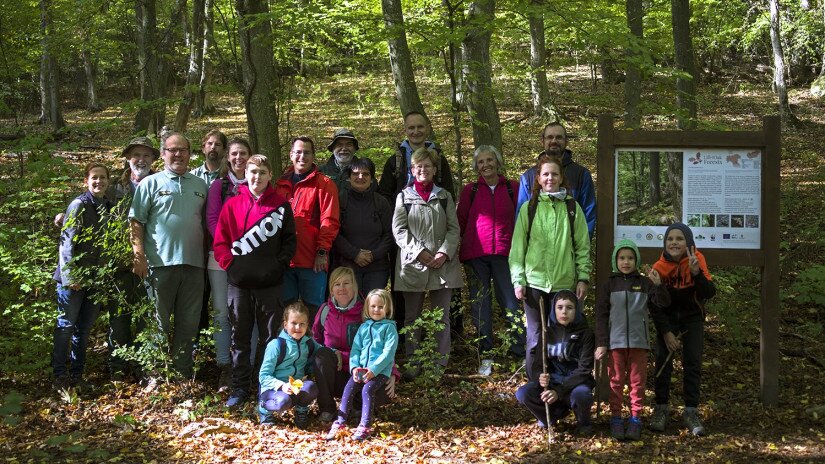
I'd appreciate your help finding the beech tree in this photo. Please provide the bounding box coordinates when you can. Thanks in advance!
[624,0,643,129]
[768,0,797,125]
[174,0,206,132]
[670,0,697,130]
[527,0,549,117]
[39,0,64,131]
[381,0,426,118]
[462,0,501,151]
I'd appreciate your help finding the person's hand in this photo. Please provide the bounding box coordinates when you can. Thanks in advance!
[363,250,374,264]
[648,268,662,286]
[354,250,371,267]
[429,252,448,269]
[417,250,434,266]
[132,253,149,279]
[687,246,700,275]
[576,281,588,301]
[364,369,375,382]
[314,254,328,272]
[540,389,558,404]
[595,346,608,360]
[335,350,343,371]
[664,331,681,352]
[515,286,526,301]
[54,213,65,228]
[385,375,396,398]
[69,283,81,291]
[538,373,549,388]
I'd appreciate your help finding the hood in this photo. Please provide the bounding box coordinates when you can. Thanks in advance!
[662,222,696,262]
[549,289,586,327]
[612,239,641,273]
[538,148,573,166]
[367,318,397,329]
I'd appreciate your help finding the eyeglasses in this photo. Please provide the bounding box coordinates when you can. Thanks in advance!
[164,148,190,155]
[291,150,314,155]
[412,165,434,172]
[350,171,371,178]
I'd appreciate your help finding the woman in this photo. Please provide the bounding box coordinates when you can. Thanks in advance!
[332,158,393,295]
[457,145,525,376]
[508,155,591,382]
[392,147,461,379]
[205,138,251,390]
[52,163,113,390]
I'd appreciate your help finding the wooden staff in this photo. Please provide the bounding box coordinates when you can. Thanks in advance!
[539,296,555,445]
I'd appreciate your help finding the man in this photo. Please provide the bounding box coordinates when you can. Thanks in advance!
[274,136,340,321]
[190,129,228,185]
[516,122,597,239]
[377,110,456,336]
[129,133,208,378]
[319,128,360,188]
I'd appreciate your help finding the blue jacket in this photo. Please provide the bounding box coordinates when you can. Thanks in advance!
[349,318,398,378]
[516,149,596,239]
[53,191,112,286]
[259,329,322,393]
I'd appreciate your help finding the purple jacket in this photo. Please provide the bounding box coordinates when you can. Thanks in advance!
[206,175,246,240]
[457,175,518,262]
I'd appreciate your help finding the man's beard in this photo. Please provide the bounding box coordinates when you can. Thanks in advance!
[206,150,223,163]
[130,160,150,179]
[334,150,354,167]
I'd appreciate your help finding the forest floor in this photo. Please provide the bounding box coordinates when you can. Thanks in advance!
[1,69,824,462]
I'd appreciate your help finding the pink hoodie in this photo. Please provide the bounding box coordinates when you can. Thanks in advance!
[457,175,518,262]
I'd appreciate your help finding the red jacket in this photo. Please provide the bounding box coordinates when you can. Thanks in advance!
[275,165,340,269]
[213,185,296,288]
[456,175,518,262]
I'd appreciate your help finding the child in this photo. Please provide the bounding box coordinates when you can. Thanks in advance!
[52,163,112,390]
[258,302,323,428]
[649,223,715,436]
[595,239,670,440]
[325,289,398,441]
[515,290,595,435]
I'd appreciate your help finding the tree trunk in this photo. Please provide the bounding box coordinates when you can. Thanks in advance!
[442,0,464,186]
[528,0,549,117]
[151,0,187,135]
[649,152,661,205]
[194,0,215,117]
[461,0,502,151]
[81,48,101,112]
[134,0,160,134]
[38,0,64,131]
[768,0,798,125]
[624,0,643,129]
[670,0,697,130]
[666,151,683,220]
[175,0,206,132]
[381,0,426,118]
[235,0,281,172]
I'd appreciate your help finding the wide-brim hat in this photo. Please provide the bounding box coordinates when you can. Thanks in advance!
[327,128,359,151]
[122,136,160,159]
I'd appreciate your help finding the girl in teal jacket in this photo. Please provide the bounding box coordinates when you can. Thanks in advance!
[508,156,591,381]
[326,289,398,441]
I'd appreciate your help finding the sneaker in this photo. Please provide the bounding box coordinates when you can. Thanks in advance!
[478,359,493,376]
[294,405,310,429]
[325,421,343,440]
[625,416,642,441]
[683,407,706,436]
[649,404,669,432]
[610,417,625,440]
[319,411,335,423]
[217,364,232,393]
[225,388,249,408]
[352,425,371,441]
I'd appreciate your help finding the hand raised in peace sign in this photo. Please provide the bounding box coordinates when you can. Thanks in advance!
[687,245,700,276]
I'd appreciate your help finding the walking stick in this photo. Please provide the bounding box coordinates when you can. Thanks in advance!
[538,297,555,445]
[655,331,687,378]
[594,357,602,419]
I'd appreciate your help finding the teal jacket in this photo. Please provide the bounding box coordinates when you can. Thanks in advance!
[508,192,591,292]
[259,329,322,393]
[349,318,398,378]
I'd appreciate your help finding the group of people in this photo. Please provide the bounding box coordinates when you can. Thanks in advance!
[52,112,715,441]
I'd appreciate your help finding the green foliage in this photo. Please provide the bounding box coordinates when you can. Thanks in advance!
[788,264,825,307]
[399,305,447,384]
[0,390,23,426]
[710,267,761,346]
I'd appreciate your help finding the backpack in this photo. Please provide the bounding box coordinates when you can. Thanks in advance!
[524,196,578,255]
[274,336,317,367]
[220,176,233,202]
[468,180,516,208]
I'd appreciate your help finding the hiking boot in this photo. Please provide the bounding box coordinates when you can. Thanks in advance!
[683,407,706,436]
[225,388,249,408]
[52,374,72,391]
[294,405,310,429]
[649,404,669,432]
[217,364,232,393]
[478,359,493,376]
[325,421,344,441]
[319,411,335,423]
[610,417,625,440]
[625,416,642,441]
[259,411,277,426]
[352,425,371,441]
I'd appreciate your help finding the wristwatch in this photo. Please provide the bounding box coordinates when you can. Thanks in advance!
[316,249,327,257]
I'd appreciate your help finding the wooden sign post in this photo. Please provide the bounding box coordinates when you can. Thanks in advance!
[595,114,780,406]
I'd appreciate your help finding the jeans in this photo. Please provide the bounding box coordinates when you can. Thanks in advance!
[467,256,526,357]
[259,380,319,414]
[353,269,389,296]
[227,283,281,391]
[654,318,704,408]
[523,288,556,381]
[208,268,232,365]
[403,288,452,366]
[53,284,101,379]
[282,267,327,321]
[144,265,204,378]
[337,374,388,427]
[515,381,593,428]
[107,270,147,375]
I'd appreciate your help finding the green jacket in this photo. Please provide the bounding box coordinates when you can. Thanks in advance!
[508,192,591,292]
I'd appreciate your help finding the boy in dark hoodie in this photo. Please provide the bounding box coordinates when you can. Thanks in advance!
[595,239,670,440]
[649,223,715,436]
[515,290,595,435]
